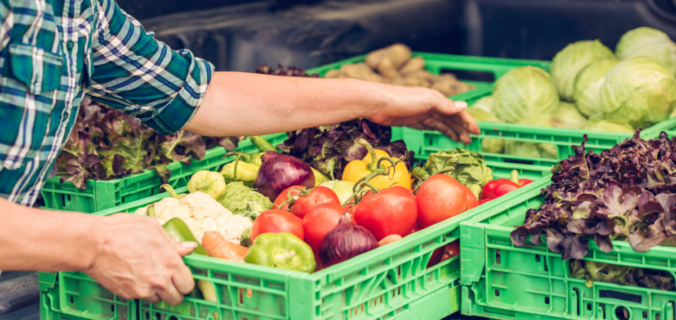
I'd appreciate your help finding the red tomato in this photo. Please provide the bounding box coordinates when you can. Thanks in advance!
[353,186,417,241]
[273,186,306,211]
[290,186,340,219]
[251,209,304,242]
[427,240,460,268]
[458,184,479,210]
[415,175,468,229]
[302,203,345,255]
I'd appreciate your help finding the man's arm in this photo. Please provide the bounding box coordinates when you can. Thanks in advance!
[185,73,478,144]
[0,198,196,305]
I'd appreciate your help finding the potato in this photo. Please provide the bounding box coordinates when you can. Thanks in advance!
[407,70,435,81]
[365,43,412,70]
[391,78,408,86]
[399,57,425,74]
[433,79,473,97]
[340,63,384,82]
[377,58,400,79]
[324,69,340,78]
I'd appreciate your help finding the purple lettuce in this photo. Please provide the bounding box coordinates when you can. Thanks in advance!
[511,130,676,258]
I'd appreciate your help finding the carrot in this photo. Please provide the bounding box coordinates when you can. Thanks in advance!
[202,231,249,262]
[378,234,402,247]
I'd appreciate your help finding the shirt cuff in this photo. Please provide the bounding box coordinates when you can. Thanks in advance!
[145,50,214,135]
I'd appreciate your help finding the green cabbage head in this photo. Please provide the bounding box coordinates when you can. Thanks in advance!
[492,66,559,123]
[550,40,615,101]
[554,101,587,129]
[583,120,634,133]
[600,56,676,128]
[616,27,676,75]
[465,107,504,154]
[574,58,619,118]
[504,114,565,159]
[471,96,493,113]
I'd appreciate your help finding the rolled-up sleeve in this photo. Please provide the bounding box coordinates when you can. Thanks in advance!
[86,0,213,135]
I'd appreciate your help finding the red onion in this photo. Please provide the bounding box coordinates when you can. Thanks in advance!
[318,214,378,268]
[254,151,315,201]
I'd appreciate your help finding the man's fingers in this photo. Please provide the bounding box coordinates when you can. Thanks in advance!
[423,117,459,142]
[176,241,198,257]
[435,99,468,116]
[459,111,480,135]
[145,293,161,304]
[157,281,185,306]
[172,261,196,295]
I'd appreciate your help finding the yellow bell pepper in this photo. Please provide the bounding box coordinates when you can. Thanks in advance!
[342,139,412,190]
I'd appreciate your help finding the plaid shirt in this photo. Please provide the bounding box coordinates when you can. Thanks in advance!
[0,0,213,206]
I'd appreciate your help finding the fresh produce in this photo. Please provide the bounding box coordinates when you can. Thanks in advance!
[278,119,414,180]
[412,148,493,198]
[465,107,505,154]
[202,231,249,263]
[553,102,587,129]
[57,99,238,188]
[428,241,460,268]
[302,203,345,255]
[583,119,634,133]
[254,151,315,201]
[217,182,272,219]
[378,234,402,246]
[415,175,468,229]
[573,58,620,118]
[550,40,615,101]
[162,218,208,256]
[343,140,412,190]
[615,26,676,74]
[187,170,226,200]
[472,96,493,114]
[318,180,355,204]
[136,179,252,245]
[250,209,304,242]
[503,114,565,159]
[255,64,320,78]
[600,56,676,129]
[220,160,260,186]
[273,186,306,211]
[461,185,480,210]
[245,232,316,273]
[569,260,675,290]
[318,214,379,268]
[492,66,559,124]
[479,170,530,204]
[287,186,340,219]
[511,131,676,260]
[323,44,473,97]
[352,186,418,241]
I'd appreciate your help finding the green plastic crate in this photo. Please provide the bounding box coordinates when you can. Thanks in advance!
[39,161,551,320]
[459,177,676,320]
[306,52,551,103]
[40,133,289,213]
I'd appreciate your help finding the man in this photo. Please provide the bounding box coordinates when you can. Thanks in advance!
[0,0,478,306]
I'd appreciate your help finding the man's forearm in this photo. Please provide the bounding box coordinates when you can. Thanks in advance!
[0,198,101,271]
[184,72,387,136]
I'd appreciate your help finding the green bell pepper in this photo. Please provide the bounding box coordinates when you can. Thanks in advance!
[161,217,208,256]
[244,233,316,273]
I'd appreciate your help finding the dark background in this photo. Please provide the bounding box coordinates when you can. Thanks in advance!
[115,0,676,72]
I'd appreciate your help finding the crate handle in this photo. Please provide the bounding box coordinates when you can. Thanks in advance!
[598,290,642,303]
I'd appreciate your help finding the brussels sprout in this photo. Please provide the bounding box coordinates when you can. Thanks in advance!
[600,56,676,128]
[550,40,615,101]
[492,67,559,123]
[471,96,494,113]
[616,27,676,75]
[465,107,504,154]
[573,58,620,118]
[583,120,634,133]
[554,101,587,129]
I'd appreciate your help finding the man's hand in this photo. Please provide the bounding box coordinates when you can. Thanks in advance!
[366,85,479,144]
[85,214,196,305]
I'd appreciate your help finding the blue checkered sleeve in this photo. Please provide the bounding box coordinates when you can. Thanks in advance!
[85,0,213,135]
